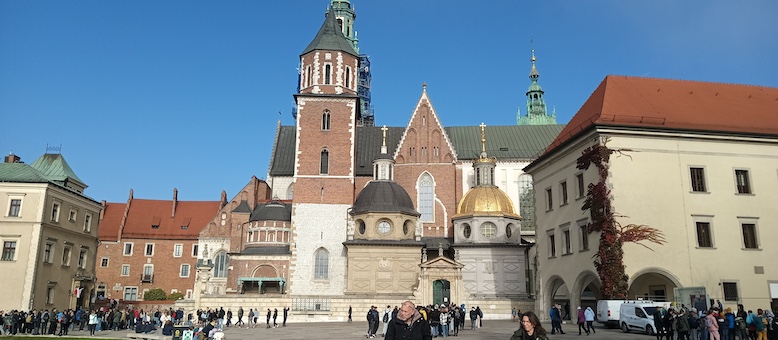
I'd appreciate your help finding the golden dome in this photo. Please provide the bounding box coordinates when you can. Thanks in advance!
[453,186,521,219]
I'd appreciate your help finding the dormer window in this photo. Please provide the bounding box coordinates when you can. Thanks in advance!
[151,225,159,229]
[181,225,188,230]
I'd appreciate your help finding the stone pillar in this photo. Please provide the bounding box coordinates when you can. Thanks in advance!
[193,260,213,313]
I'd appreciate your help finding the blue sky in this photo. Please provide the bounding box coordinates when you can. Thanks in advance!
[2,0,777,203]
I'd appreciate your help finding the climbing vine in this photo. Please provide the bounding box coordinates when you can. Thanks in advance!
[576,137,665,299]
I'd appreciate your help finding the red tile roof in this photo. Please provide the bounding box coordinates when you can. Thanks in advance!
[100,198,221,241]
[545,75,778,155]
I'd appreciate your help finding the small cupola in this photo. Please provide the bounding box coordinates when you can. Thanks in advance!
[373,125,394,181]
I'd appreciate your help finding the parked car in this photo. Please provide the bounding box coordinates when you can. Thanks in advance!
[619,301,661,335]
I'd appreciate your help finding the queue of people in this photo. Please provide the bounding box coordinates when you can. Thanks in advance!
[652,304,776,340]
[362,301,485,339]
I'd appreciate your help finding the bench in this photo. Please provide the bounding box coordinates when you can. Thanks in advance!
[126,332,172,340]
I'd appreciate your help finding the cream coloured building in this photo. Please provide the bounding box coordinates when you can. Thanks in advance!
[525,76,778,317]
[0,152,101,310]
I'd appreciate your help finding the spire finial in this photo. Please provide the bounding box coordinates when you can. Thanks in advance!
[530,35,536,63]
[380,125,388,154]
[422,82,427,92]
[479,122,487,155]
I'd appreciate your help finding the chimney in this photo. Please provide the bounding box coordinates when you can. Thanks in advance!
[4,151,21,163]
[172,188,178,218]
[220,190,227,208]
[99,200,107,220]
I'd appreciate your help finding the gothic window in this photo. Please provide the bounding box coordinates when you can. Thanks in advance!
[324,64,332,85]
[320,149,329,174]
[345,67,351,88]
[286,183,294,200]
[314,248,329,279]
[306,66,312,87]
[418,173,434,222]
[214,251,229,278]
[321,110,331,130]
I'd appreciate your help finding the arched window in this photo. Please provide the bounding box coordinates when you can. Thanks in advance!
[324,64,332,85]
[518,174,535,230]
[345,67,351,88]
[306,65,312,87]
[286,183,294,200]
[320,149,329,174]
[314,248,329,279]
[418,173,434,222]
[213,251,229,278]
[321,110,331,130]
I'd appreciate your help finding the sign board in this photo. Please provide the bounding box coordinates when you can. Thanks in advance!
[674,286,709,312]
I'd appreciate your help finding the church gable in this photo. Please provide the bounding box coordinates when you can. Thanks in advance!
[394,88,457,164]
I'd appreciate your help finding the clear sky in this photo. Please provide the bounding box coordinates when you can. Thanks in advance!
[2,0,777,203]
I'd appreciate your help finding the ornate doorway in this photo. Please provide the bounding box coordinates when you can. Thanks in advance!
[433,279,450,305]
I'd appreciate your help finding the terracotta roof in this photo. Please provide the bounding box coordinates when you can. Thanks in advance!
[545,75,778,155]
[100,199,221,240]
[98,202,126,241]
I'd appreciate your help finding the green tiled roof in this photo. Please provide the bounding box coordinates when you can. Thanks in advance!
[0,163,50,183]
[29,153,86,187]
[301,7,358,57]
[445,125,566,160]
[267,124,565,177]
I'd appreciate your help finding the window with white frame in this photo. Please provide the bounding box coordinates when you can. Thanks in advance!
[83,212,93,232]
[123,242,133,256]
[418,173,434,222]
[121,264,130,276]
[100,257,109,267]
[545,188,553,211]
[722,282,738,301]
[734,169,752,194]
[69,208,77,222]
[324,63,332,85]
[173,244,183,257]
[741,223,758,249]
[345,66,351,88]
[142,264,154,281]
[7,197,22,217]
[690,167,707,192]
[1,240,17,261]
[696,222,713,248]
[547,231,556,258]
[578,221,590,251]
[576,173,585,198]
[321,110,331,131]
[214,251,229,278]
[62,246,72,266]
[180,264,190,278]
[314,248,329,279]
[320,149,329,175]
[560,181,569,206]
[144,243,154,256]
[44,243,54,263]
[46,286,55,304]
[561,226,572,255]
[51,201,61,222]
[124,286,138,301]
[78,249,87,269]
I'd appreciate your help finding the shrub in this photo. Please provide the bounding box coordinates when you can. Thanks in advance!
[143,288,167,301]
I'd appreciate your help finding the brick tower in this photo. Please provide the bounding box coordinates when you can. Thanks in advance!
[287,8,360,295]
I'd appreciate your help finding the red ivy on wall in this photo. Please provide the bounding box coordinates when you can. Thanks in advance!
[576,138,665,299]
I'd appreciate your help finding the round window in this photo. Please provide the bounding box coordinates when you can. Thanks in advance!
[403,221,410,235]
[481,222,496,238]
[377,220,391,234]
[463,224,471,238]
[358,220,366,234]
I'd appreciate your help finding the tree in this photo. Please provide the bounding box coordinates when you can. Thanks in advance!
[576,138,665,299]
[168,292,185,301]
[143,288,167,301]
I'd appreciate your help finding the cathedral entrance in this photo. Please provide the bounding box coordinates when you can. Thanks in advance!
[433,280,450,305]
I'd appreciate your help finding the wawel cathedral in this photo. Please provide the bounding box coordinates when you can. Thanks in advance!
[192,0,563,319]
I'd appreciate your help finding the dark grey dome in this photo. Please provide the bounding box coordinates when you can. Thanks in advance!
[351,181,420,217]
[250,201,292,222]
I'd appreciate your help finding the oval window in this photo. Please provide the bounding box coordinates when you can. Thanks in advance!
[481,222,496,238]
[463,224,471,238]
[358,220,366,234]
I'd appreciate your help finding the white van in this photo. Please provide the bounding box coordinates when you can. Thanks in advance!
[619,301,662,335]
[596,300,624,327]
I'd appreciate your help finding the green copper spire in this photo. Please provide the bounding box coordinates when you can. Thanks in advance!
[328,0,359,53]
[302,6,358,56]
[517,49,557,125]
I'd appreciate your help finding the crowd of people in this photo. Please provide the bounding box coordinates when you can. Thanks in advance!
[356,302,486,339]
[651,303,777,340]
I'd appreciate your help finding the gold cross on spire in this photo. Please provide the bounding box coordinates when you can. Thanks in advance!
[381,125,388,147]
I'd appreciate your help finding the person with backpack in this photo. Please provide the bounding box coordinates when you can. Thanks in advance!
[366,306,377,338]
[754,309,768,340]
[687,308,699,340]
[382,305,391,336]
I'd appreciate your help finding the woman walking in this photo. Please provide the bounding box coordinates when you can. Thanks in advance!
[510,311,549,340]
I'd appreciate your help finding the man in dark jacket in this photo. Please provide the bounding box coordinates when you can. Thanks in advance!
[386,301,432,340]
